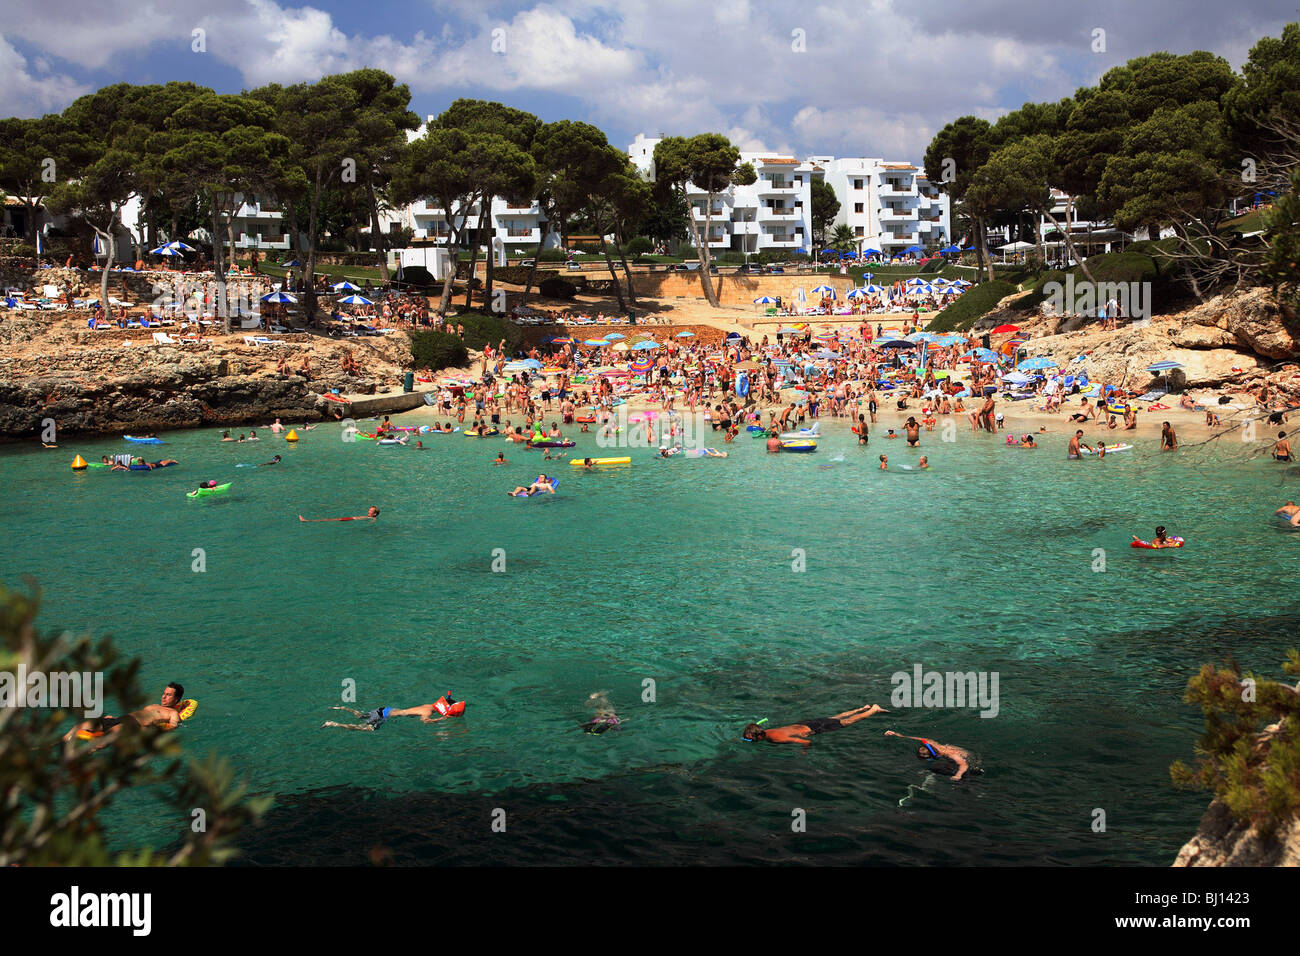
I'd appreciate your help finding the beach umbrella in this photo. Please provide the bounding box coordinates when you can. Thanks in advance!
[332,281,362,292]
[549,336,573,344]
[905,277,928,287]
[962,347,999,362]
[863,249,881,257]
[841,251,858,259]
[521,359,544,369]
[861,284,884,294]
[845,288,866,298]
[632,340,660,350]
[629,356,654,374]
[260,291,297,304]
[991,323,1020,334]
[279,259,301,268]
[753,296,778,304]
[909,331,940,343]
[338,294,373,306]
[604,332,626,340]
[1018,356,1057,371]
[1003,371,1032,385]
[150,245,181,257]
[1146,361,1183,372]
[878,339,916,349]
[676,331,695,338]
[612,341,629,352]
[810,285,835,295]
[935,333,964,346]
[583,338,609,346]
[170,240,197,252]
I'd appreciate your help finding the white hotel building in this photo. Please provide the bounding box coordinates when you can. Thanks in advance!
[628,134,951,257]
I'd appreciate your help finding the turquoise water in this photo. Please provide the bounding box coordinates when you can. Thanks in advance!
[3,416,1298,864]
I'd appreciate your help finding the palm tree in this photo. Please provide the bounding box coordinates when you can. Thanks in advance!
[830,224,856,254]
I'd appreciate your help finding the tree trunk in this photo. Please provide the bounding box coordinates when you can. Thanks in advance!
[209,204,231,334]
[305,167,323,323]
[463,232,480,311]
[682,191,715,305]
[698,191,719,307]
[615,233,637,303]
[366,176,390,283]
[438,239,458,317]
[1039,204,1095,285]
[96,226,113,316]
[599,234,627,314]
[972,216,987,282]
[523,223,547,300]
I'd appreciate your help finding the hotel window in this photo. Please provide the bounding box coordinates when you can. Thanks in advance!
[853,179,863,189]
[855,226,864,237]
[854,203,864,214]
[794,176,802,185]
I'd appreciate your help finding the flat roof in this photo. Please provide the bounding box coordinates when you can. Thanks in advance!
[758,158,798,165]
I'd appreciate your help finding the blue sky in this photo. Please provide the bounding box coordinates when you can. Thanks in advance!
[2,0,1296,163]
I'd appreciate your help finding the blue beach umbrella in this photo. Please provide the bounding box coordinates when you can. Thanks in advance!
[279,259,301,268]
[862,249,881,257]
[260,291,297,304]
[337,294,373,306]
[676,331,695,338]
[1146,361,1183,372]
[332,281,361,292]
[1018,356,1058,371]
[583,338,609,346]
[878,339,916,349]
[753,296,778,304]
[935,333,965,347]
[777,326,802,334]
[811,285,835,295]
[632,340,660,350]
[604,332,626,340]
[961,347,999,362]
[150,244,181,256]
[861,284,884,294]
[846,288,866,298]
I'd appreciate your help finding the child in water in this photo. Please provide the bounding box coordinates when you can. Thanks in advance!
[879,455,888,470]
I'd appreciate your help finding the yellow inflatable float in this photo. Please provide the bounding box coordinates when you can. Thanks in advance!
[569,457,632,466]
[75,699,198,740]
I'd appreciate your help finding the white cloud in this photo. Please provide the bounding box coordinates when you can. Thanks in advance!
[0,34,88,117]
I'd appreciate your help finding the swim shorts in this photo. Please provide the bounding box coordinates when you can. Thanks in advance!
[801,717,843,735]
[365,707,391,729]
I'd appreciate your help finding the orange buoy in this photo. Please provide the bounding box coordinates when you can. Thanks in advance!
[285,430,299,442]
[71,455,87,470]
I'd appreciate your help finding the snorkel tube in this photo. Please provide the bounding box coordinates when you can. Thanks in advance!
[741,717,768,742]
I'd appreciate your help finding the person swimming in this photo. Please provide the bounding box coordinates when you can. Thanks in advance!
[884,730,981,781]
[323,694,466,731]
[742,703,888,748]
[580,691,622,735]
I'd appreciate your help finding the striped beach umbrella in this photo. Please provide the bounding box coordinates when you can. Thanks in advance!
[332,281,362,292]
[338,294,373,306]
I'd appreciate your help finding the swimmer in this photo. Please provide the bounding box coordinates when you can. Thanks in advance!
[413,441,427,450]
[259,454,282,466]
[1273,431,1293,462]
[1067,429,1093,459]
[904,417,921,447]
[248,429,259,441]
[299,506,380,522]
[270,418,284,433]
[918,456,929,469]
[742,703,888,748]
[1134,525,1179,548]
[508,475,555,496]
[63,682,188,752]
[1161,421,1178,451]
[323,695,465,731]
[884,730,981,781]
[580,691,622,735]
[220,430,234,441]
[1275,502,1300,527]
[494,452,507,465]
[580,457,595,468]
[885,429,898,439]
[879,454,888,470]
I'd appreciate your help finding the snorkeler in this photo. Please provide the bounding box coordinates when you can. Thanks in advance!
[742,703,888,748]
[323,694,466,731]
[884,730,981,781]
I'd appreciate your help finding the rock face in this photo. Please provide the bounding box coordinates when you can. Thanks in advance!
[1174,800,1300,866]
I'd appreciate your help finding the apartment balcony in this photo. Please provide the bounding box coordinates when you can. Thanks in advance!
[502,229,541,243]
[882,183,918,196]
[692,207,728,220]
[731,220,760,235]
[882,232,919,245]
[235,233,290,249]
[758,206,796,220]
[731,193,757,208]
[879,207,913,221]
[757,179,796,194]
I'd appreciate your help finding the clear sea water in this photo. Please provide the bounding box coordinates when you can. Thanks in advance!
[3,415,1298,865]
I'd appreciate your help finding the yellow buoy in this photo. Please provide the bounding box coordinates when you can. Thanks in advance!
[285,430,299,442]
[71,455,87,470]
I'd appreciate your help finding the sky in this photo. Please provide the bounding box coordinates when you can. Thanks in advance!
[1,0,1296,164]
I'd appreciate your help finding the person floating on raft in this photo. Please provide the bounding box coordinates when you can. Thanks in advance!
[1276,502,1300,527]
[63,682,195,752]
[742,703,888,748]
[323,694,466,731]
[508,475,556,497]
[300,506,380,522]
[884,730,982,781]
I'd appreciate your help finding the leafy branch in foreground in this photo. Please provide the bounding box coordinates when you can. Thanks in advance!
[1171,650,1300,837]
[0,584,269,866]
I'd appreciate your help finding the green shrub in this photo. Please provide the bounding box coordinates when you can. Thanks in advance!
[927,280,1018,332]
[1011,269,1068,313]
[538,249,567,262]
[11,243,37,258]
[625,236,652,258]
[407,330,469,371]
[455,310,523,353]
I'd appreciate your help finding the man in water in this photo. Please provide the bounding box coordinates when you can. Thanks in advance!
[884,730,980,781]
[1067,430,1093,459]
[1134,525,1180,548]
[299,506,380,522]
[742,702,888,747]
[508,475,555,496]
[259,454,282,466]
[1273,431,1293,462]
[323,696,464,731]
[1276,502,1300,527]
[904,417,921,447]
[63,682,188,751]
